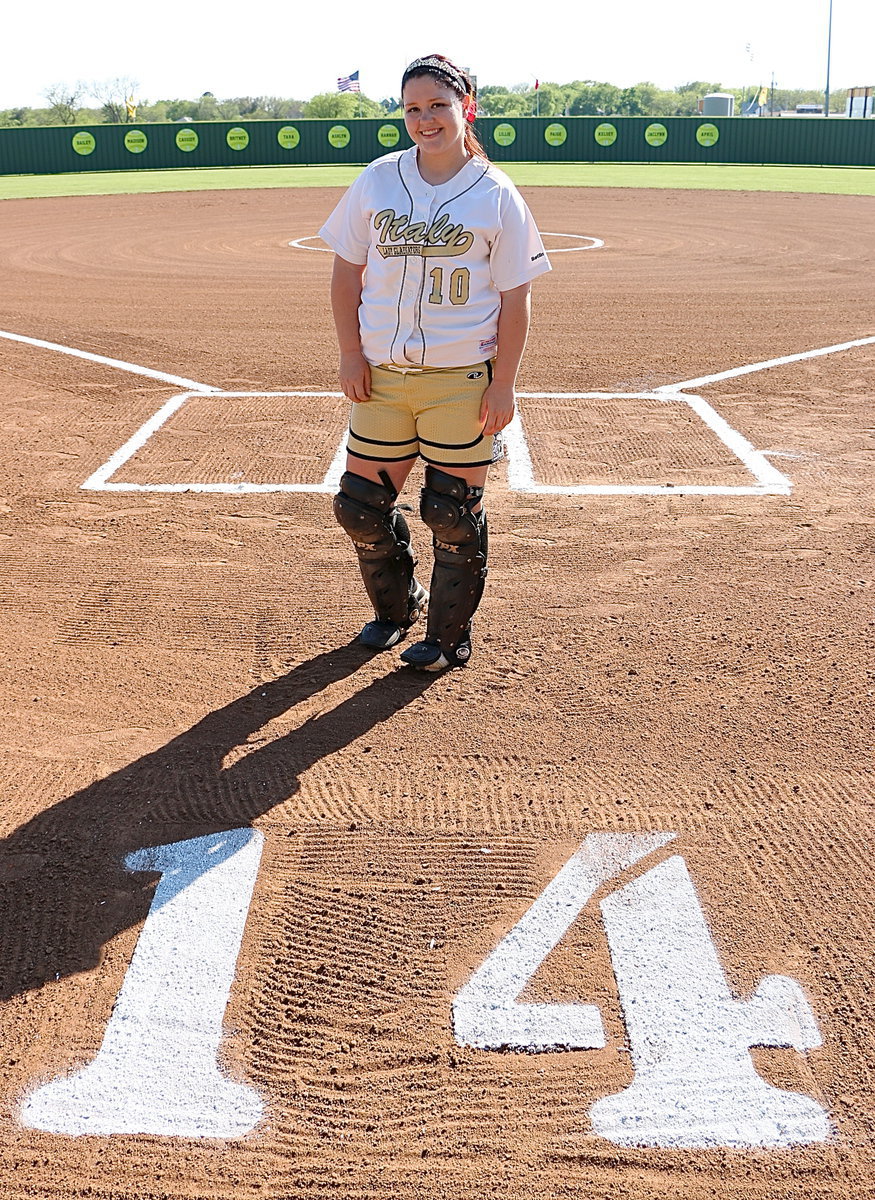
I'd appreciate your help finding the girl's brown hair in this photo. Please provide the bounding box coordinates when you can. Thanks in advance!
[401,53,490,161]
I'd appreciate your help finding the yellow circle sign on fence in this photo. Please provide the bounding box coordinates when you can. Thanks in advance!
[72,131,96,156]
[175,127,199,152]
[544,122,567,147]
[377,124,400,147]
[226,127,250,151]
[328,125,351,148]
[493,123,517,147]
[278,126,300,150]
[696,123,720,147]
[594,122,618,146]
[645,122,668,147]
[124,129,148,154]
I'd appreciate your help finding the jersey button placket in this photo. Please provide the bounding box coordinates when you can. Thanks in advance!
[402,188,435,363]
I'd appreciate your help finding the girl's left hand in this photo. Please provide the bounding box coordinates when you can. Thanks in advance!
[479,380,516,436]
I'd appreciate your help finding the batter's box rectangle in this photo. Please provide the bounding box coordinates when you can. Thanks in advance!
[82,391,349,493]
[81,388,790,497]
[505,391,791,496]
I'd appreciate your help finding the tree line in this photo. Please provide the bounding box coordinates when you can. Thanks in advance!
[0,76,845,128]
[479,81,842,116]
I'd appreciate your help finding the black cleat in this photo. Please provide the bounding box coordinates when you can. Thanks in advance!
[358,580,428,651]
[400,628,472,671]
[359,619,407,650]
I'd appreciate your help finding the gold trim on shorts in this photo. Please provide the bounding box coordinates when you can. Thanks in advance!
[347,362,497,469]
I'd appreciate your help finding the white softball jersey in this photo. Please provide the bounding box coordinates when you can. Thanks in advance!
[319,146,551,369]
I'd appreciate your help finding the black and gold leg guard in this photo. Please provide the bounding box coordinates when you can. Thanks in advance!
[333,470,427,650]
[400,467,488,671]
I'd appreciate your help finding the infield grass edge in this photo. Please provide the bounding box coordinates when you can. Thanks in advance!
[1,161,873,200]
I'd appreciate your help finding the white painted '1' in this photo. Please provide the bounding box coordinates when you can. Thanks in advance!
[21,829,264,1138]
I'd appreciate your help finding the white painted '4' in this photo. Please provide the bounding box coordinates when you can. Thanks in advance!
[453,832,831,1148]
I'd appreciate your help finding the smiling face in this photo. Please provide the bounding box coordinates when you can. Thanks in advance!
[402,74,469,165]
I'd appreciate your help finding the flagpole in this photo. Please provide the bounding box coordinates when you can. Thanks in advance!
[824,0,834,116]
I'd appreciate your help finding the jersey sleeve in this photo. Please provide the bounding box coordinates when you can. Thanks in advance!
[318,169,371,266]
[489,184,552,292]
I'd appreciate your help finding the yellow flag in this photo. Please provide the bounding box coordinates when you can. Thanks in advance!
[126,94,137,121]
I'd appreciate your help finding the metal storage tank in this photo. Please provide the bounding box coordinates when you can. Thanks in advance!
[702,93,735,116]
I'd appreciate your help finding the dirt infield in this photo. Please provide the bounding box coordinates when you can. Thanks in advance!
[0,185,872,1199]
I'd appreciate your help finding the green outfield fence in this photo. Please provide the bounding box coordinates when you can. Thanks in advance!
[1,116,874,175]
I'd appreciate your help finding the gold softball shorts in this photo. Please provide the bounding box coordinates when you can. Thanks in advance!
[346,362,498,469]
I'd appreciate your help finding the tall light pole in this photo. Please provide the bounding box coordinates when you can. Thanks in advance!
[825,0,834,116]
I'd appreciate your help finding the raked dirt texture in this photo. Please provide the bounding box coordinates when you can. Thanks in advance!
[0,184,872,1199]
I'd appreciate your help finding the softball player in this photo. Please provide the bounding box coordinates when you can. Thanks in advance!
[320,53,551,670]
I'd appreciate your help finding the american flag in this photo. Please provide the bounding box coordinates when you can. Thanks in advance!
[337,71,360,93]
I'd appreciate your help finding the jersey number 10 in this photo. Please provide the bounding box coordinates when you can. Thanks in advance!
[428,266,471,306]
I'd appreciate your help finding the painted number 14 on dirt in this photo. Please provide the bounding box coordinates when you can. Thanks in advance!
[22,829,830,1146]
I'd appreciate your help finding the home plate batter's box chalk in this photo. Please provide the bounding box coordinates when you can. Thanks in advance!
[81,390,791,496]
[520,395,761,488]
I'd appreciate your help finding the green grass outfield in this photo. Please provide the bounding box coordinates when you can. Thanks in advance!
[1,161,873,200]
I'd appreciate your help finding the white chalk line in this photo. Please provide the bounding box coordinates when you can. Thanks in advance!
[0,330,343,493]
[4,325,871,497]
[287,236,331,253]
[287,231,604,254]
[504,391,791,496]
[664,333,875,393]
[84,389,789,497]
[539,232,604,253]
[0,329,217,393]
[80,391,347,493]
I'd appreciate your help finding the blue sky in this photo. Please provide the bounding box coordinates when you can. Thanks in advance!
[5,0,872,108]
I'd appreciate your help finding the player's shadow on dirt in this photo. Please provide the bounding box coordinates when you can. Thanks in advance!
[0,643,437,1002]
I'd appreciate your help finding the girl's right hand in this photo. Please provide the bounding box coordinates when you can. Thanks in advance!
[339,351,371,402]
